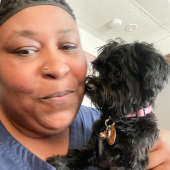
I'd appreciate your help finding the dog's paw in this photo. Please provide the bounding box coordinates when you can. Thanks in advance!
[46,156,69,170]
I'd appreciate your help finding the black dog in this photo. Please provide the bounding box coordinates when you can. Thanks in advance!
[47,40,170,170]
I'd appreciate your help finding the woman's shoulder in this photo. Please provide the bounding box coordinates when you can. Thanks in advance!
[69,106,101,149]
[73,105,101,135]
[78,105,101,122]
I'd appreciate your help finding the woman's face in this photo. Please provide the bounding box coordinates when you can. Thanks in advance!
[0,5,87,136]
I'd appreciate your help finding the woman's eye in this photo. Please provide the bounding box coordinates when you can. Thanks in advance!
[13,48,37,56]
[16,50,35,54]
[59,44,77,51]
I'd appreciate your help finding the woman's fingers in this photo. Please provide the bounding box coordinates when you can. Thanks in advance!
[146,129,170,169]
[147,163,170,170]
[146,149,165,169]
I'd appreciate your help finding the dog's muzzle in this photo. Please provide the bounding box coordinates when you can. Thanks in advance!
[86,83,95,91]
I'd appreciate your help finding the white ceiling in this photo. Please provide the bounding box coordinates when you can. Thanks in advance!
[67,0,170,54]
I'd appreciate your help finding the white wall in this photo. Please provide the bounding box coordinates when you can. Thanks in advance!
[79,28,170,130]
[155,37,170,55]
[153,37,170,130]
[153,82,170,130]
[78,28,105,57]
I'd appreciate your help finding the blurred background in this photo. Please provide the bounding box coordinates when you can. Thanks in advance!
[67,0,170,130]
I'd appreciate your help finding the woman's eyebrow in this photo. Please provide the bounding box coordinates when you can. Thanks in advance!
[1,30,37,45]
[9,28,73,38]
[57,28,73,34]
[4,28,75,44]
[57,28,74,35]
[9,30,37,39]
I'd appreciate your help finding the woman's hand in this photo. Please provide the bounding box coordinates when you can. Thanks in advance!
[146,129,170,170]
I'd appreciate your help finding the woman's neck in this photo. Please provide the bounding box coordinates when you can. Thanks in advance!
[0,111,70,160]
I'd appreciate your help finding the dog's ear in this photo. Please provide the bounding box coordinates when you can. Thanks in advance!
[154,53,170,89]
[134,43,170,105]
[138,43,170,90]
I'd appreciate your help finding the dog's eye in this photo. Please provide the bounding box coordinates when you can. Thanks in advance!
[94,71,99,77]
[114,69,121,78]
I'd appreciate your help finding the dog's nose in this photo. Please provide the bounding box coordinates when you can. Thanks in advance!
[86,83,95,91]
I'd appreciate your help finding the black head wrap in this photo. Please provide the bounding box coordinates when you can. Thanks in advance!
[0,0,76,26]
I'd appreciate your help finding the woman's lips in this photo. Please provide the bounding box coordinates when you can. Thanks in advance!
[40,91,74,104]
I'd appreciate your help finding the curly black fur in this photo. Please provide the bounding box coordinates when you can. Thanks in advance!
[47,40,170,170]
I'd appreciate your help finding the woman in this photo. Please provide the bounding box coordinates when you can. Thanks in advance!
[0,0,169,170]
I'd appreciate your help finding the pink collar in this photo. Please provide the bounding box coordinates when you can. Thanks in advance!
[125,106,152,117]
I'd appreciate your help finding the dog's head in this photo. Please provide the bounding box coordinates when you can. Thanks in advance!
[86,40,170,118]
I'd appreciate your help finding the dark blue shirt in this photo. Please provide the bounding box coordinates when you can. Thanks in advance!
[0,105,100,170]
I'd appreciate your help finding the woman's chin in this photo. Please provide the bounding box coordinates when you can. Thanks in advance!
[37,113,75,134]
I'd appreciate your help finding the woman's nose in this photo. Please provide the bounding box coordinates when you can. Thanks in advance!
[41,50,70,79]
[42,62,70,79]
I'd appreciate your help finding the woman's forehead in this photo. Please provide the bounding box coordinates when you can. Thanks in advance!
[2,5,75,25]
[0,0,75,26]
[0,5,78,39]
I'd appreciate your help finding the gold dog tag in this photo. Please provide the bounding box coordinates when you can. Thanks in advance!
[99,117,116,145]
[108,124,116,145]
